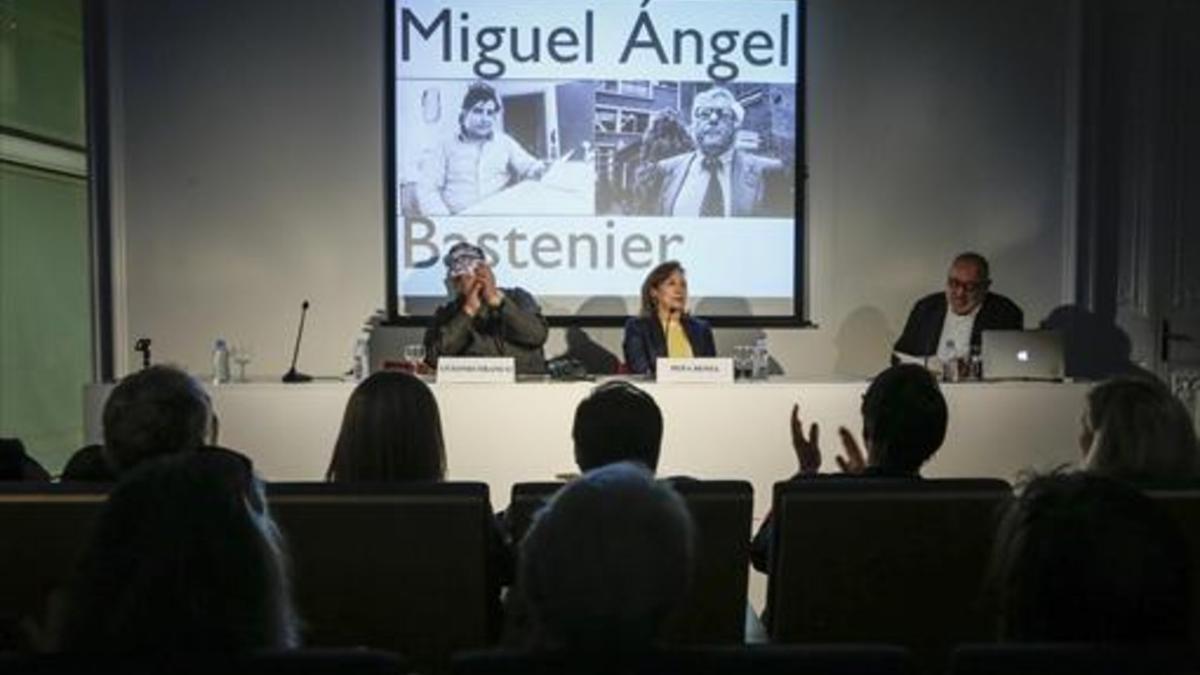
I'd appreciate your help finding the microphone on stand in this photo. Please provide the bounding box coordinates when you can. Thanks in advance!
[282,300,313,383]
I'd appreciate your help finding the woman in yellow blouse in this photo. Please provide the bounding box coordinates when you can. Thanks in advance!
[622,261,717,374]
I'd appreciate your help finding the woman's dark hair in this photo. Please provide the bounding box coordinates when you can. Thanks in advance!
[57,448,299,653]
[989,471,1191,643]
[326,371,446,482]
[1082,376,1198,480]
[639,261,686,318]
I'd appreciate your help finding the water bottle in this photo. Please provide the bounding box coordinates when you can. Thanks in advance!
[968,343,983,380]
[942,339,960,382]
[352,332,370,381]
[211,338,231,385]
[752,335,770,380]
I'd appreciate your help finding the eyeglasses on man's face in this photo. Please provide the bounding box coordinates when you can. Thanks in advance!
[467,104,501,118]
[946,278,988,294]
[693,106,736,122]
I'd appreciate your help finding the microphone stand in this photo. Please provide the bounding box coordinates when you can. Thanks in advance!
[282,300,313,383]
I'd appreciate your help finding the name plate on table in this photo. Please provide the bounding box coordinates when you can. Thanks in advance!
[656,358,733,383]
[436,357,516,383]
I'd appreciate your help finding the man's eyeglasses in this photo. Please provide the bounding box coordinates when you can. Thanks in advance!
[694,106,736,122]
[947,278,988,293]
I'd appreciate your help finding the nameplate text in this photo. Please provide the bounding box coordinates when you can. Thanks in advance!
[437,357,516,383]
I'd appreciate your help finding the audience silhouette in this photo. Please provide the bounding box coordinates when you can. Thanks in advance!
[990,471,1191,643]
[518,462,695,654]
[326,371,446,482]
[55,448,299,653]
[1079,376,1199,483]
[751,363,949,572]
[572,380,664,473]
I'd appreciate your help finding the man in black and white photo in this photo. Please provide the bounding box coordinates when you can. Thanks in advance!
[639,86,790,218]
[416,82,547,216]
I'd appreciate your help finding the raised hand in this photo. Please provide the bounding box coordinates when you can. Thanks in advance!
[790,403,821,475]
[477,264,504,308]
[835,427,867,474]
[460,275,483,317]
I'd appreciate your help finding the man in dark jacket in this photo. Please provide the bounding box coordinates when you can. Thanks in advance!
[893,252,1023,362]
[424,242,549,374]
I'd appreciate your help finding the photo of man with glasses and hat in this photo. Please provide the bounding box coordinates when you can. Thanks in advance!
[639,85,790,218]
[415,81,548,216]
[423,242,549,374]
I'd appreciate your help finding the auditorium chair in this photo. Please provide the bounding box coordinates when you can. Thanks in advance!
[266,482,497,672]
[1145,487,1200,649]
[0,648,409,675]
[507,479,753,644]
[765,477,1012,674]
[0,482,112,644]
[453,644,916,675]
[948,642,1199,675]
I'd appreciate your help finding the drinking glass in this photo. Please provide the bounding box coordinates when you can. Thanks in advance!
[231,343,254,382]
[733,346,754,381]
[404,343,426,374]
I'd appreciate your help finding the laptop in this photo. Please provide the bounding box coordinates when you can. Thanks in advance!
[981,330,1065,381]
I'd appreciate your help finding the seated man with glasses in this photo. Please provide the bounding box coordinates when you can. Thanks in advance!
[416,81,548,216]
[639,85,790,218]
[893,252,1024,363]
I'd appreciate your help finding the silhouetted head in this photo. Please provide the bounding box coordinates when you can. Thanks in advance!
[327,371,446,482]
[573,381,664,473]
[990,471,1191,642]
[861,364,948,474]
[102,365,213,475]
[58,448,299,652]
[0,438,50,482]
[1080,376,1199,481]
[61,444,117,482]
[519,462,694,652]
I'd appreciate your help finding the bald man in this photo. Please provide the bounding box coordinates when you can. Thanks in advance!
[893,252,1024,362]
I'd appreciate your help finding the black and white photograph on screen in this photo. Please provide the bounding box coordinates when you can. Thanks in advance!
[594,81,796,218]
[398,79,596,218]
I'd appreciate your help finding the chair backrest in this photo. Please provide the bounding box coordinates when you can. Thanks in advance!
[507,481,563,543]
[1144,488,1200,648]
[949,642,1199,675]
[266,482,494,670]
[0,648,409,675]
[508,478,753,644]
[453,644,916,675]
[0,483,112,636]
[766,477,1012,672]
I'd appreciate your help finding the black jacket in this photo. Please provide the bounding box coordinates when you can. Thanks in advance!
[892,292,1024,358]
[622,315,717,374]
[424,287,549,375]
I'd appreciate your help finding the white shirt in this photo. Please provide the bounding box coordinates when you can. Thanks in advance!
[936,303,980,361]
[671,149,733,217]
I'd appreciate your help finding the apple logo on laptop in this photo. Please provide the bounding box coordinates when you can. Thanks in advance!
[1017,349,1030,362]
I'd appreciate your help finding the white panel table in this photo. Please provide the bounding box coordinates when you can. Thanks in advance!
[85,378,1090,517]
